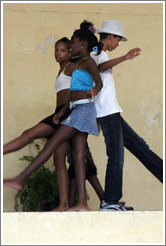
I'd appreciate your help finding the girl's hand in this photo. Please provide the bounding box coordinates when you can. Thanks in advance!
[87,86,100,96]
[53,102,70,124]
[125,48,141,60]
[53,112,63,124]
[53,113,60,124]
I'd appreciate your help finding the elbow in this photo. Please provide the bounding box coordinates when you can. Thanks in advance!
[98,64,112,72]
[98,64,105,73]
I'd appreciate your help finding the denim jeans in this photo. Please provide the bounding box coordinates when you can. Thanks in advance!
[97,113,163,204]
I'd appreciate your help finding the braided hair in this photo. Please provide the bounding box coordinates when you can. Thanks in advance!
[73,20,103,55]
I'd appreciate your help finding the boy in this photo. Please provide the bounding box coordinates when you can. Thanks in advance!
[91,20,163,211]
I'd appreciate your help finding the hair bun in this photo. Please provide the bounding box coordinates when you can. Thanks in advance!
[73,20,102,55]
[80,20,94,30]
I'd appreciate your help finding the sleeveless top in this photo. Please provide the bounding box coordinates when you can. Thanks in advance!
[70,69,94,91]
[55,71,71,93]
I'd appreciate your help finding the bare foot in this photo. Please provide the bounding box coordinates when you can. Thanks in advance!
[66,205,89,212]
[3,179,22,190]
[52,203,69,212]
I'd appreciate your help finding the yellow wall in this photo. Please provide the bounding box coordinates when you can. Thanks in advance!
[3,2,163,211]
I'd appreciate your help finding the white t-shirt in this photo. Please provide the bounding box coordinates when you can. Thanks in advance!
[91,51,122,118]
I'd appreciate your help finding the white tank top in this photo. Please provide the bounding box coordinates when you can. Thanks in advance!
[55,71,71,93]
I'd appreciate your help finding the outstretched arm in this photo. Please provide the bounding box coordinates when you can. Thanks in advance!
[98,48,141,72]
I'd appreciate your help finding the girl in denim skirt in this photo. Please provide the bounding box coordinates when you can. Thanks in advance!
[4,20,103,212]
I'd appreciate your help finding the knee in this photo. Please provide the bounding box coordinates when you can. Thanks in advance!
[44,140,53,151]
[21,129,34,141]
[108,156,124,168]
[53,155,57,167]
[44,139,58,156]
[53,154,66,167]
[73,153,84,165]
[107,148,124,166]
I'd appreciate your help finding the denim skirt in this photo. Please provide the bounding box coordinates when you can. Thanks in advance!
[61,102,99,135]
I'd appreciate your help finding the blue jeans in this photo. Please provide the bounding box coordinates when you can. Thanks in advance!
[97,113,163,204]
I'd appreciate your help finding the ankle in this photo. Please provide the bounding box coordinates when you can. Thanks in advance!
[77,201,88,208]
[59,203,69,208]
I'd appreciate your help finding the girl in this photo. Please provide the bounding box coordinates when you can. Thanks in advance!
[4,37,75,211]
[3,37,72,155]
[4,20,103,212]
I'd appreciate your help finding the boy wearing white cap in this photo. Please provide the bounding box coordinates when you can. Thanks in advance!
[91,20,163,211]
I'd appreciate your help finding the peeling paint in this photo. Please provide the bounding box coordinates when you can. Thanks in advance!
[37,35,55,54]
[139,94,162,137]
[17,41,34,54]
[37,44,49,54]
[44,35,55,45]
[153,113,162,128]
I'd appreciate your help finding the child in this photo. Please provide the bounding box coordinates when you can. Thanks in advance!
[3,37,73,155]
[4,37,104,211]
[90,20,163,211]
[4,20,103,212]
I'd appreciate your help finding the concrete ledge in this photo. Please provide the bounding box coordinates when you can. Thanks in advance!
[2,211,163,244]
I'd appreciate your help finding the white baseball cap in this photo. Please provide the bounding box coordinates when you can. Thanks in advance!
[96,20,127,42]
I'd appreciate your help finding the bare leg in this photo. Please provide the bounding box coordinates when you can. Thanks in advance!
[88,175,104,201]
[68,179,77,207]
[3,123,55,154]
[52,141,70,212]
[67,132,89,212]
[3,125,78,190]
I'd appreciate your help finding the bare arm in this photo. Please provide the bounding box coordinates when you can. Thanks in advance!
[98,48,141,72]
[53,96,71,124]
[53,63,76,124]
[86,57,103,96]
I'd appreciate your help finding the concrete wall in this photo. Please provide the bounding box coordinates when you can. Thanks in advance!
[3,2,163,212]
[2,211,164,244]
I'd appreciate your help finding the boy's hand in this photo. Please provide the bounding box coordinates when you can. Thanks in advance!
[125,48,141,60]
